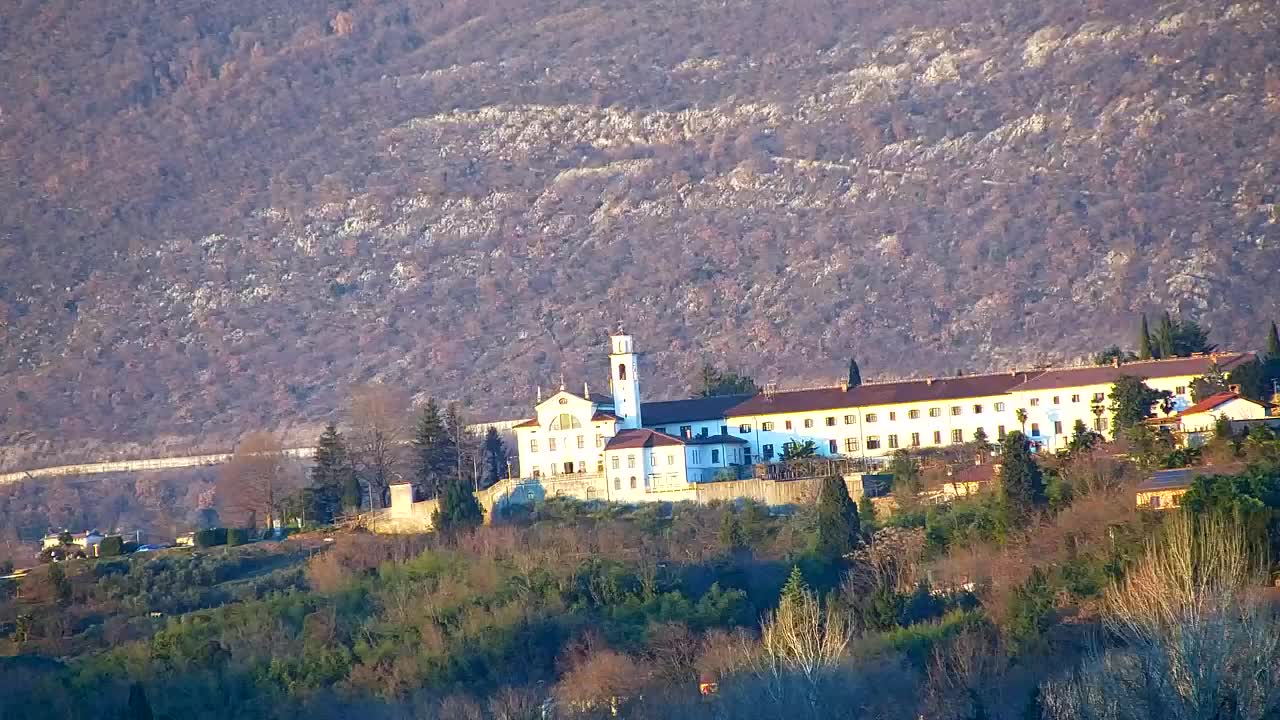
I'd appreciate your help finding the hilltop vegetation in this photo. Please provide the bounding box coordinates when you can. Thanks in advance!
[2,0,1279,464]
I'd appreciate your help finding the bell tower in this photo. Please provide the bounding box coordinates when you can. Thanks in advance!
[609,334,642,429]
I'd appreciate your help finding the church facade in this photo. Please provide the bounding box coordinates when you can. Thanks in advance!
[512,334,1256,503]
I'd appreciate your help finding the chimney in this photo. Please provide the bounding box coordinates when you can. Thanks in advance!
[1228,384,1241,394]
[1009,368,1017,376]
[1112,356,1121,368]
[536,386,543,403]
[765,382,777,398]
[926,377,934,386]
[584,381,590,398]
[840,381,849,392]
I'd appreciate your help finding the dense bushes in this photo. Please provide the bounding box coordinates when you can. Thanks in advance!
[193,529,228,548]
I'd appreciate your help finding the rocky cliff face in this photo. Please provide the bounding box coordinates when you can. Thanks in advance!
[1,0,1277,463]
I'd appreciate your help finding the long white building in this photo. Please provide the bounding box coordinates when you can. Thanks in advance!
[513,333,1257,501]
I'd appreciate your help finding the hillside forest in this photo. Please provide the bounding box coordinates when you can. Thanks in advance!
[2,0,1279,469]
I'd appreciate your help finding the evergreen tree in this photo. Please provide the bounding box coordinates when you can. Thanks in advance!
[433,476,483,533]
[1190,361,1230,401]
[857,495,877,536]
[780,565,809,608]
[1137,314,1154,360]
[444,402,470,482]
[1109,376,1172,435]
[412,399,455,500]
[1066,419,1100,455]
[480,427,507,489]
[998,431,1046,522]
[694,363,759,397]
[127,683,154,720]
[1170,318,1214,357]
[888,450,922,496]
[1155,311,1176,359]
[310,423,355,522]
[1268,321,1280,362]
[814,475,861,559]
[972,426,990,448]
[847,358,862,388]
[718,507,746,552]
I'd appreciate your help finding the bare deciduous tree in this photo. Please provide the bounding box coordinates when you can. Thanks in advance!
[217,432,290,529]
[347,383,409,510]
[759,581,851,696]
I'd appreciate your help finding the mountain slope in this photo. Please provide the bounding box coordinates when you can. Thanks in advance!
[1,0,1278,463]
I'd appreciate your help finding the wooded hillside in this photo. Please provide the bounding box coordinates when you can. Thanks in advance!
[1,0,1277,462]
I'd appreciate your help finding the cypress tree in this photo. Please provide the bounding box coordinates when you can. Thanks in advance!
[412,399,454,499]
[998,431,1046,523]
[310,423,354,522]
[1267,321,1280,362]
[847,358,862,387]
[127,683,154,720]
[1155,311,1176,359]
[718,507,746,552]
[1136,314,1154,360]
[432,476,483,533]
[481,427,507,488]
[814,475,861,558]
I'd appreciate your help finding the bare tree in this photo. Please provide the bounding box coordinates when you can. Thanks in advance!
[217,432,289,529]
[1044,513,1280,720]
[347,383,409,509]
[759,578,851,709]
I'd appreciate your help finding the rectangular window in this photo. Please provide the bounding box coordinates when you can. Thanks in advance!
[785,420,793,430]
[865,413,878,423]
[762,421,775,431]
[910,432,920,447]
[951,429,963,444]
[577,461,586,473]
[721,426,728,435]
[973,404,983,414]
[577,435,585,449]
[530,439,539,453]
[933,430,942,444]
[1093,392,1105,402]
[532,465,541,477]
[804,418,814,428]
[669,453,676,466]
[739,423,752,433]
[711,449,721,463]
[699,427,709,437]
[827,440,837,454]
[1176,386,1187,395]
[889,411,897,421]
[908,409,921,419]
[763,444,775,459]
[1030,398,1040,407]
[995,402,1006,412]
[630,476,637,489]
[1093,417,1105,432]
[929,408,942,417]
[1031,423,1041,437]
[548,438,557,451]
[627,455,636,468]
[650,453,658,466]
[1071,394,1081,403]
[1053,395,1060,405]
[888,434,899,449]
[998,425,1006,439]
[691,449,701,464]
[680,425,692,438]
[1054,420,1063,435]
[865,436,881,450]
[596,434,604,448]
[614,477,621,490]
[845,438,859,452]
[844,415,856,424]
[597,459,604,473]
[950,406,962,416]
[825,416,836,427]
[611,456,620,470]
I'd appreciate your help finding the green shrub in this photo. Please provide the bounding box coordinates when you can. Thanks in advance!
[194,528,228,548]
[226,528,249,547]
[98,536,125,557]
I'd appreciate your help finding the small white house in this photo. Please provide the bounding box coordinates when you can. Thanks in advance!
[41,530,105,552]
[1173,392,1270,444]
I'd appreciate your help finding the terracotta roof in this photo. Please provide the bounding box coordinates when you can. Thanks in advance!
[726,373,1030,417]
[1179,392,1245,416]
[685,433,750,446]
[604,428,685,450]
[592,411,619,422]
[1010,353,1254,392]
[512,418,538,429]
[641,394,755,425]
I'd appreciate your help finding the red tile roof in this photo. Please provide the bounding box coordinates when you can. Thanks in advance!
[1009,353,1253,392]
[512,418,538,429]
[725,372,1031,417]
[1178,392,1244,416]
[592,411,619,422]
[604,428,685,450]
[642,394,755,425]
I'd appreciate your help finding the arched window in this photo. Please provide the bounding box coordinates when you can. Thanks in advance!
[617,363,627,381]
[548,413,581,430]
